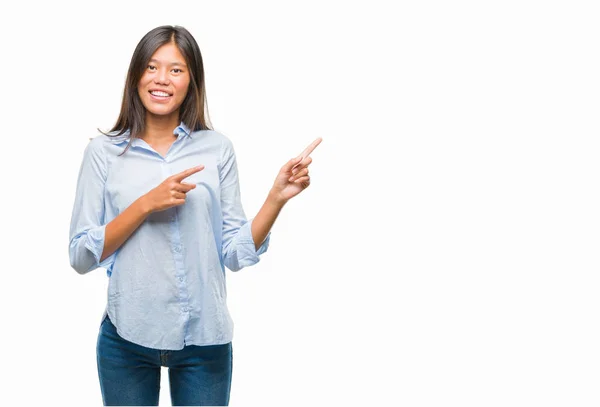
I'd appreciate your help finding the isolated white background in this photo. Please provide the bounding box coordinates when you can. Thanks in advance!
[0,1,598,406]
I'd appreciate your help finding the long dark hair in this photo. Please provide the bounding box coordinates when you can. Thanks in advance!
[100,25,212,155]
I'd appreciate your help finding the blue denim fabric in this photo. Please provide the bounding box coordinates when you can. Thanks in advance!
[96,314,232,406]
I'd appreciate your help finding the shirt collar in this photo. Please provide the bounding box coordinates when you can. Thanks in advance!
[174,121,192,138]
[108,121,192,145]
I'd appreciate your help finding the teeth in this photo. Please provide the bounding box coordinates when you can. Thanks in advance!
[151,91,170,97]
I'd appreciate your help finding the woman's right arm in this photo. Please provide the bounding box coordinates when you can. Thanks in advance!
[69,139,153,274]
[69,139,202,274]
[69,139,115,275]
[101,165,204,262]
[99,197,152,263]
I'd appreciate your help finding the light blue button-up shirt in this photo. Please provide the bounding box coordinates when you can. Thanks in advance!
[68,122,270,350]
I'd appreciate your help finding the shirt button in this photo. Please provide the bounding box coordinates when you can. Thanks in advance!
[179,277,184,282]
[174,245,181,253]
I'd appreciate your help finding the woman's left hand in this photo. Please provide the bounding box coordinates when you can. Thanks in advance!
[271,137,322,204]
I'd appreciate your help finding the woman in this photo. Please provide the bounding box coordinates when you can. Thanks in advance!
[68,25,321,406]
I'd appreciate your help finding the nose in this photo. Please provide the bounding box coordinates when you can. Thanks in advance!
[154,68,170,85]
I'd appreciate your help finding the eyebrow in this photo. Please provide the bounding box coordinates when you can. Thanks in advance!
[148,58,187,68]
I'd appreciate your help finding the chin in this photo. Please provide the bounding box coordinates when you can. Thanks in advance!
[144,105,177,117]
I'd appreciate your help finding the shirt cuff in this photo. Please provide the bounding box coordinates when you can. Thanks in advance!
[84,224,115,274]
[235,217,271,268]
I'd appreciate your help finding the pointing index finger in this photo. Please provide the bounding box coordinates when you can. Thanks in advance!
[173,165,204,182]
[297,137,322,160]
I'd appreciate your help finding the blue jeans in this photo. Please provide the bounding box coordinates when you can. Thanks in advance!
[96,313,232,406]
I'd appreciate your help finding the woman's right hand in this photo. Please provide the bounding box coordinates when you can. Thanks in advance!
[142,165,204,213]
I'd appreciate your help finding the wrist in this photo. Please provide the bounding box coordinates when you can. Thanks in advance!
[137,195,154,215]
[268,189,288,208]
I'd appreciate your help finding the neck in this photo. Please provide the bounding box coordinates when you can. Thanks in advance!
[140,111,180,143]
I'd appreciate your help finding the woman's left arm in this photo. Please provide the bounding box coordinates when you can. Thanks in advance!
[251,137,323,250]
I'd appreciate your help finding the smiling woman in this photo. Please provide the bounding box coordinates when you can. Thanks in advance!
[68,24,320,407]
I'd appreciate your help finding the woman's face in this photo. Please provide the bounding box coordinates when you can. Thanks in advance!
[137,42,191,118]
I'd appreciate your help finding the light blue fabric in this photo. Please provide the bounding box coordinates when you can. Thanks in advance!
[69,122,270,350]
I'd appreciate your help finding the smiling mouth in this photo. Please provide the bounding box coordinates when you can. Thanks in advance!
[149,90,172,98]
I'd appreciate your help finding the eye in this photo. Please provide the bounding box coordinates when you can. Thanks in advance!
[147,65,156,71]
[172,68,183,73]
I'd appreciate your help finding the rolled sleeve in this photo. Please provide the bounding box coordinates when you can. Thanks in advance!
[85,224,117,273]
[235,218,271,268]
[219,137,271,272]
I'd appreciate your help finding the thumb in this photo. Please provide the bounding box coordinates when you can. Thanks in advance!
[285,156,303,172]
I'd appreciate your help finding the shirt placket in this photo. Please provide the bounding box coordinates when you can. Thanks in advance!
[162,158,191,316]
